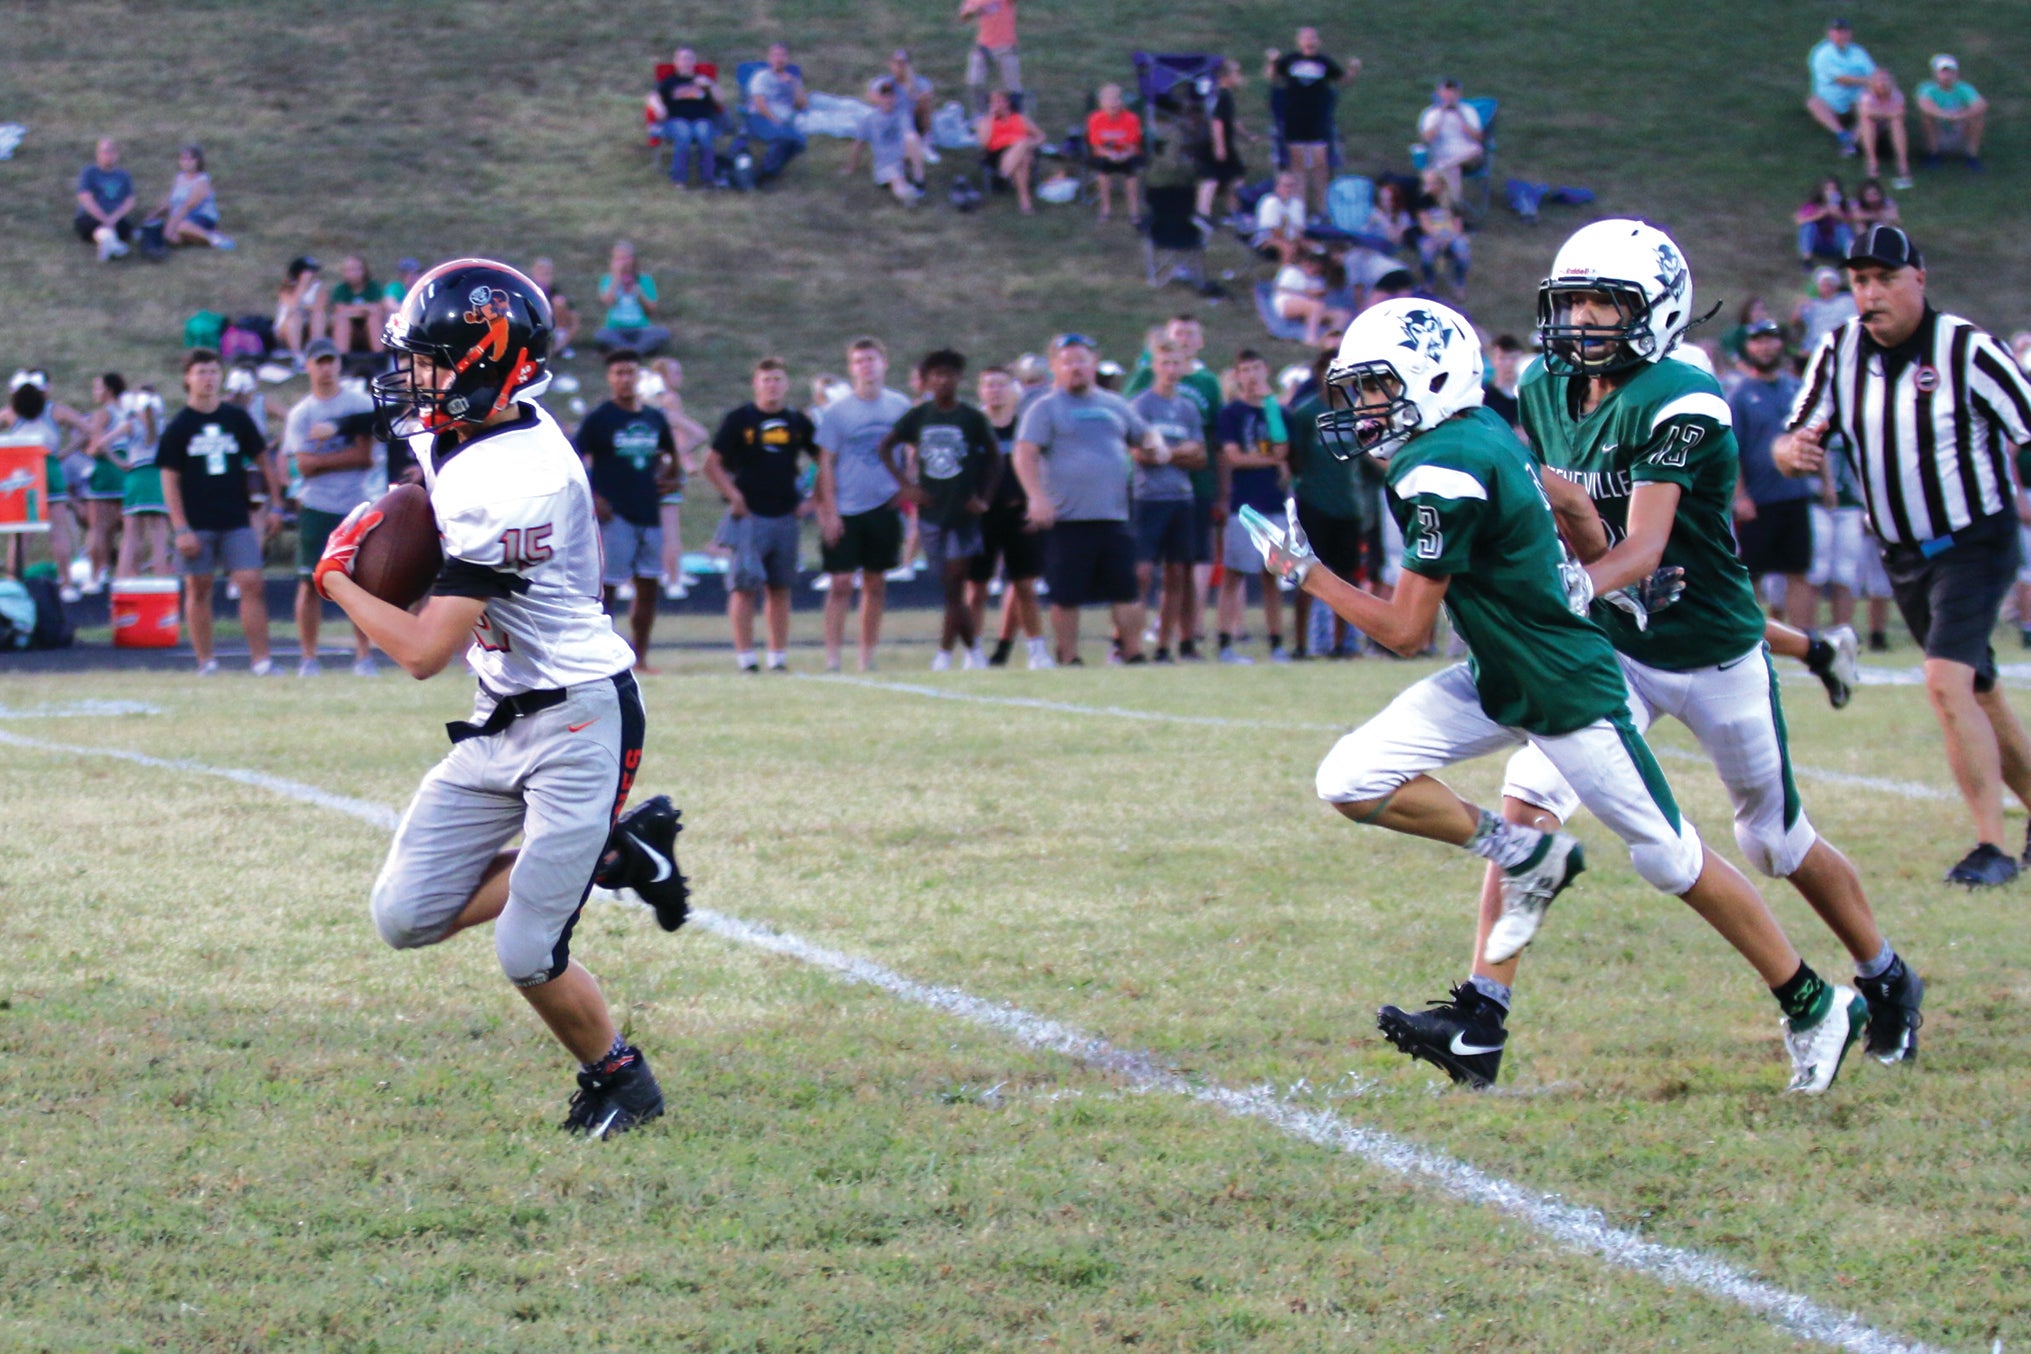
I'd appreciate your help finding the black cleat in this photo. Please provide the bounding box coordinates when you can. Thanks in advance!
[1945,842,2017,888]
[1856,957,1925,1064]
[560,1045,665,1139]
[599,795,691,930]
[1377,985,1508,1089]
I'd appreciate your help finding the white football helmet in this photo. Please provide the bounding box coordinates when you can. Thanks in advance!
[1536,218,1693,375]
[1317,298,1485,462]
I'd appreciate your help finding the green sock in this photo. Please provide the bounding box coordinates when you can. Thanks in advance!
[1772,963,1831,1029]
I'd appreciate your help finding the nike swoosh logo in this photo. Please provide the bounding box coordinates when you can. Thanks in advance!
[1717,654,1754,670]
[1449,1031,1504,1057]
[566,719,595,732]
[638,842,674,883]
[591,1108,622,1139]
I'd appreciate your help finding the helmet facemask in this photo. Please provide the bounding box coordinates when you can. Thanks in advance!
[1317,361,1420,463]
[1536,281,1657,377]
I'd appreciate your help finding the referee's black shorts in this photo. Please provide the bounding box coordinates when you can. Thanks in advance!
[1881,511,2020,692]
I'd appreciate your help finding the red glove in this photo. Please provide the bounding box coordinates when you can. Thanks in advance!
[313,504,383,600]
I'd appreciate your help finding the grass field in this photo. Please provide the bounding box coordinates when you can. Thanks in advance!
[2,647,2025,1351]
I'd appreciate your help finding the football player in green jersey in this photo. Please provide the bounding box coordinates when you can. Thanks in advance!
[1245,297,1865,1095]
[1376,223,1919,1091]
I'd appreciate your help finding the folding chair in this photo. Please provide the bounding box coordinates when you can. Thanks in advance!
[1141,183,1206,288]
[644,61,720,146]
[1460,97,1499,215]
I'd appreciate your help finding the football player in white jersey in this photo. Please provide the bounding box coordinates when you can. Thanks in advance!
[314,259,690,1140]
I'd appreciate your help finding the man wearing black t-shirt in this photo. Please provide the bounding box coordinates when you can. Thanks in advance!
[880,349,1001,670]
[704,357,820,672]
[156,347,279,675]
[967,365,1050,668]
[1265,28,1358,210]
[575,349,677,673]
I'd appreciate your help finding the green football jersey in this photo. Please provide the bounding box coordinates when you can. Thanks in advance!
[1388,407,1629,737]
[1518,355,1765,671]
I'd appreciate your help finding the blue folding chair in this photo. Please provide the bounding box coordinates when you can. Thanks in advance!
[1460,97,1499,215]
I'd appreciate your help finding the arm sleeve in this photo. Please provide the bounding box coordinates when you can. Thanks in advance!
[1118,397,1151,442]
[814,404,841,455]
[432,556,531,599]
[1396,474,1487,579]
[154,422,188,473]
[889,405,926,447]
[234,409,267,459]
[1014,398,1050,451]
[1786,334,1840,431]
[1969,335,2031,445]
[710,410,742,459]
[1631,393,1733,490]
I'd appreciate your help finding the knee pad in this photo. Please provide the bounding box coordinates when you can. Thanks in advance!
[1314,732,1409,806]
[497,923,569,990]
[1735,814,1817,879]
[1630,817,1705,896]
[370,887,450,952]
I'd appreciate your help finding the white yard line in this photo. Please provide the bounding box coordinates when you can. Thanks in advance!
[810,675,1962,805]
[0,725,1944,1354]
[0,700,163,719]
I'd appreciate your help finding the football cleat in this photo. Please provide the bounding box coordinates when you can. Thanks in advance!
[598,795,691,930]
[1783,985,1867,1094]
[1376,985,1508,1089]
[1944,842,2017,888]
[1808,624,1859,710]
[1856,957,1925,1064]
[1483,833,1586,964]
[560,1045,665,1139]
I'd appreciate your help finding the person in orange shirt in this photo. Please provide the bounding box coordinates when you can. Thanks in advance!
[1084,83,1144,222]
[976,89,1044,215]
[959,0,1020,114]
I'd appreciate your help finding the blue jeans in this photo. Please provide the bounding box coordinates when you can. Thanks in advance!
[664,118,718,185]
[1797,220,1852,261]
[746,113,806,181]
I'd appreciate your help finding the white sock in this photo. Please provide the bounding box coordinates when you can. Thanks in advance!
[1466,811,1544,870]
[735,650,758,670]
[1467,974,1513,1012]
[1855,940,1896,980]
[1027,636,1049,657]
[766,650,787,668]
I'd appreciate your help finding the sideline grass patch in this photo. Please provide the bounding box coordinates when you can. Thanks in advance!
[1,658,2022,1350]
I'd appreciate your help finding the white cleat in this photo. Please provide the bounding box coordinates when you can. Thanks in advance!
[1483,832,1586,964]
[1783,985,1867,1094]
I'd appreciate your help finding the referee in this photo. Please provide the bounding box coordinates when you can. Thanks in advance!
[1777,224,2031,886]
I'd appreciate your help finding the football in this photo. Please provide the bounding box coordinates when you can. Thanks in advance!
[350,483,443,609]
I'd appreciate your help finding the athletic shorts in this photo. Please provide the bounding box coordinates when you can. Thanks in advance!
[178,525,261,577]
[1503,644,1817,880]
[122,465,167,516]
[1736,497,1814,577]
[725,512,800,592]
[970,503,1044,583]
[1044,519,1138,608]
[1881,510,2019,691]
[920,517,983,572]
[1809,504,1890,594]
[1133,497,1196,565]
[1092,154,1146,176]
[820,505,903,576]
[600,516,664,585]
[1222,513,1271,574]
[1315,662,1705,896]
[1295,502,1369,581]
[44,454,68,504]
[296,505,353,579]
[371,672,643,988]
[1191,492,1218,564]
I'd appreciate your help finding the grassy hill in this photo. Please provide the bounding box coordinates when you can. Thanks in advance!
[5,0,2026,432]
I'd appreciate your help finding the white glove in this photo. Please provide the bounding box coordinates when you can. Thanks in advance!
[1557,552,1595,617]
[1237,503,1317,584]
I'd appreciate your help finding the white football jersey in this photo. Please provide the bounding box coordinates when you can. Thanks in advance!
[416,403,635,694]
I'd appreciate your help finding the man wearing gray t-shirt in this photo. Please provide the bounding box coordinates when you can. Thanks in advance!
[1128,342,1208,662]
[1013,334,1162,664]
[816,337,915,671]
[282,338,378,676]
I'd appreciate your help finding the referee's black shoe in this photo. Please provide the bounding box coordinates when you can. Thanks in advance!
[598,796,691,930]
[1377,985,1507,1089]
[561,1045,665,1139]
[1945,842,2017,887]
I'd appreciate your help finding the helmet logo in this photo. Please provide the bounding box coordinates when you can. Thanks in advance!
[1653,241,1684,294]
[455,286,514,371]
[1398,308,1451,365]
[446,394,470,416]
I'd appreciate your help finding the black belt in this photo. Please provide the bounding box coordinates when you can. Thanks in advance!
[446,685,569,743]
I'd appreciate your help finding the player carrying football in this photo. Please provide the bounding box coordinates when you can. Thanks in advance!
[1241,297,1865,1094]
[1369,222,1921,1090]
[314,258,691,1140]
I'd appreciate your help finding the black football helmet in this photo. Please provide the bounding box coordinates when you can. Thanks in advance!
[372,258,553,438]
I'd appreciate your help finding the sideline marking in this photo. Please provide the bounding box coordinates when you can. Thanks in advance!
[0,725,1939,1354]
[810,676,1961,804]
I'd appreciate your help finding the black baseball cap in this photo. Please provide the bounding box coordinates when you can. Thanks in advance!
[1846,224,1923,271]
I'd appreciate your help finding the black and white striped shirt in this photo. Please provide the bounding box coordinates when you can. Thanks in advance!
[1788,307,2031,545]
